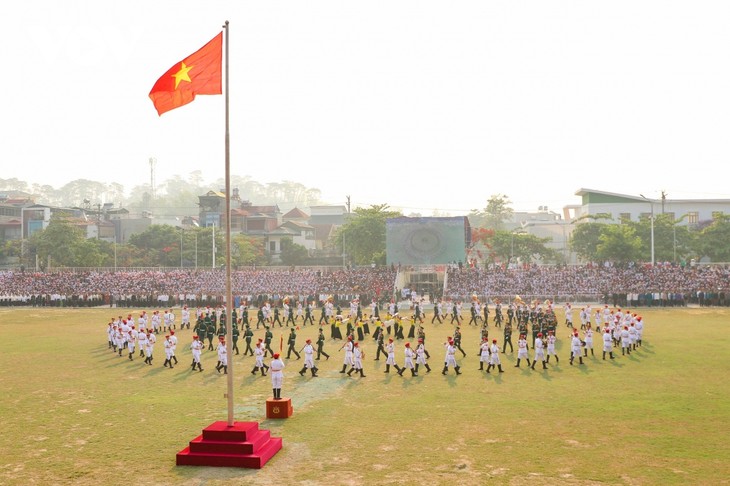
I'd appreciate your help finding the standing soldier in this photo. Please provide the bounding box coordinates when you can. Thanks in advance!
[137,326,148,360]
[315,327,330,360]
[168,330,178,365]
[144,329,156,365]
[432,299,443,324]
[270,353,285,400]
[243,324,254,356]
[584,324,595,357]
[190,335,204,372]
[127,328,137,361]
[303,301,314,326]
[286,327,301,360]
[486,339,504,373]
[620,326,631,355]
[206,317,216,351]
[415,338,431,374]
[182,306,191,330]
[255,306,265,329]
[299,339,318,377]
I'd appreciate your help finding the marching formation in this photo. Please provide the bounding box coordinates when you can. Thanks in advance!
[105,298,647,391]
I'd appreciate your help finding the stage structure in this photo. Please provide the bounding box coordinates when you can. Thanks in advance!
[386,216,470,266]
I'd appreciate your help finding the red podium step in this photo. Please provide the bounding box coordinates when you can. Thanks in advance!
[176,421,282,468]
[266,397,293,419]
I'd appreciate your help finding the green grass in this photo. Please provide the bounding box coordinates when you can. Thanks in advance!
[1,307,729,485]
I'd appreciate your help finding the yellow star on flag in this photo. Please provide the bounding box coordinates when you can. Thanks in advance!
[172,62,194,89]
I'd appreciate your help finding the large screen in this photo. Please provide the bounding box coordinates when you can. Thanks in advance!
[386,217,469,265]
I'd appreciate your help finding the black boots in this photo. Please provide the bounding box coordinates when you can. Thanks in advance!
[514,359,521,368]
[359,369,366,378]
[311,367,318,377]
[300,367,307,376]
[455,365,462,375]
[442,366,448,375]
[479,362,484,370]
[384,364,391,374]
[340,364,347,374]
[197,363,203,372]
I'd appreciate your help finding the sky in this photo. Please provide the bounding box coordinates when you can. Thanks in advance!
[3,1,730,216]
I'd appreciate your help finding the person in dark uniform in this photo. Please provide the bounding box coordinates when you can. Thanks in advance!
[195,315,207,349]
[206,317,216,351]
[264,326,275,357]
[286,327,301,359]
[431,300,443,324]
[372,322,382,342]
[502,322,514,353]
[241,305,249,327]
[414,302,424,324]
[243,324,254,356]
[506,304,514,325]
[255,307,265,329]
[315,328,330,360]
[272,305,283,327]
[232,324,240,355]
[468,302,479,326]
[494,303,503,327]
[478,324,489,355]
[303,302,314,326]
[407,316,416,339]
[286,304,296,327]
[453,327,467,358]
[483,302,490,325]
[356,322,365,342]
[450,302,460,325]
[332,317,343,340]
[395,317,405,340]
[319,304,328,325]
[417,325,430,359]
[374,330,387,361]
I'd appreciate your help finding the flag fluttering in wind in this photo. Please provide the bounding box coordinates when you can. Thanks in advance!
[149,32,222,115]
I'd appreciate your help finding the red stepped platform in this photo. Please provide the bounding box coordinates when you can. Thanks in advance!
[176,421,282,468]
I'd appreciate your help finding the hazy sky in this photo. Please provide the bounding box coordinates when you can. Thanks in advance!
[3,1,729,215]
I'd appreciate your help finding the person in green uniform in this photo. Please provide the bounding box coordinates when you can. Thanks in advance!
[243,324,254,356]
[255,307,265,329]
[272,305,282,327]
[503,322,514,353]
[206,317,216,351]
[264,326,275,357]
[241,305,249,327]
[374,330,387,361]
[315,327,330,360]
[453,327,467,358]
[232,324,240,355]
[286,327,301,360]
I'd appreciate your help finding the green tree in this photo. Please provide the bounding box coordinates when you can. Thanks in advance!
[469,194,514,230]
[339,204,402,265]
[31,215,86,267]
[279,238,309,266]
[596,224,643,263]
[692,215,730,262]
[569,222,605,262]
[232,234,266,266]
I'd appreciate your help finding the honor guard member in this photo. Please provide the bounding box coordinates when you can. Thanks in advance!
[350,342,366,377]
[450,301,460,325]
[468,302,479,326]
[494,302,503,327]
[486,339,504,373]
[628,322,638,350]
[169,330,179,365]
[243,324,254,356]
[264,326,275,357]
[195,315,206,347]
[546,330,559,363]
[255,307,265,329]
[506,304,514,325]
[182,306,191,329]
[478,324,489,355]
[398,342,417,376]
[144,329,156,365]
[515,334,531,368]
[272,305,283,327]
[483,302,491,325]
[374,330,387,361]
[635,316,644,347]
[442,339,461,375]
[241,305,250,327]
[270,353,285,400]
[432,300,443,324]
[620,326,631,355]
[190,335,204,372]
[532,333,547,370]
[163,335,175,368]
[252,339,268,376]
[602,329,615,360]
[584,325,595,357]
[216,337,228,374]
[478,338,490,371]
[286,303,296,327]
[339,336,355,374]
[315,327,330,360]
[384,338,404,374]
[137,326,148,359]
[417,326,430,359]
[415,339,431,374]
[570,332,585,365]
[299,339,318,377]
[286,327,301,360]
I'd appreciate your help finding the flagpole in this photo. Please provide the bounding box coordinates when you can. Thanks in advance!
[223,20,235,427]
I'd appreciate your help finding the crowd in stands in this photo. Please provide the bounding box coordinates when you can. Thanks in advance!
[0,263,728,307]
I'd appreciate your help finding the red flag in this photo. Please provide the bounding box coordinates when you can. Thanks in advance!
[149,32,222,116]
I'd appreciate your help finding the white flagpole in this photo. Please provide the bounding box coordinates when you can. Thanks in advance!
[223,20,235,427]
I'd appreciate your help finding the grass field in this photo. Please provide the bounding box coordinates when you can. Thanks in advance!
[1,306,729,485]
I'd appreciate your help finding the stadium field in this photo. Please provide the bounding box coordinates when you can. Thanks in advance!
[1,306,729,485]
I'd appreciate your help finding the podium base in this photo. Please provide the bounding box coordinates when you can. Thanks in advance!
[266,397,293,419]
[176,421,282,469]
